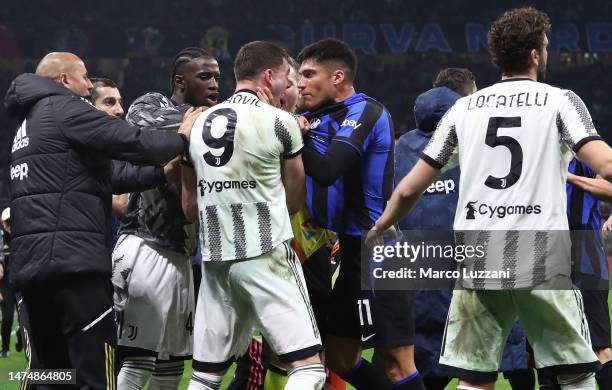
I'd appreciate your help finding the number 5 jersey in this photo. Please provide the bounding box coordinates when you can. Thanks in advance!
[421,78,602,288]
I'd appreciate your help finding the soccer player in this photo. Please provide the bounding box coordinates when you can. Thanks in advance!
[366,6,612,390]
[90,77,124,118]
[182,41,325,390]
[89,77,129,221]
[241,58,343,390]
[227,58,303,390]
[113,47,219,390]
[297,38,423,389]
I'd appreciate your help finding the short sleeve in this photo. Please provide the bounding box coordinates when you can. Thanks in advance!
[421,104,459,171]
[556,90,601,153]
[275,114,303,159]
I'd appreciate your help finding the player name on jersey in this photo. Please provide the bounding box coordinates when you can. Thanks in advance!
[224,93,262,107]
[467,91,549,110]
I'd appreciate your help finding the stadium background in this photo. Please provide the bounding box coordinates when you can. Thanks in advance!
[0,0,610,388]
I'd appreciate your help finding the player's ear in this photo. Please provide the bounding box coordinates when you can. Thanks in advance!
[174,74,185,92]
[332,69,345,85]
[264,69,273,85]
[531,48,540,67]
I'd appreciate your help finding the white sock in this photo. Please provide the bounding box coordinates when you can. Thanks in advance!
[117,356,156,390]
[285,363,326,390]
[148,360,184,390]
[557,372,596,389]
[187,371,223,390]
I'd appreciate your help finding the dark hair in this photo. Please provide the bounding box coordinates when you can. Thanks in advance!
[89,77,118,102]
[171,47,213,91]
[234,41,290,82]
[297,38,357,82]
[433,68,475,96]
[488,6,551,75]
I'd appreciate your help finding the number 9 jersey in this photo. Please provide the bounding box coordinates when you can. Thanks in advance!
[422,78,601,231]
[189,90,304,262]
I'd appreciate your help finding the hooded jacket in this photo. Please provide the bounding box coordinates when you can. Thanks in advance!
[394,87,461,230]
[5,74,186,289]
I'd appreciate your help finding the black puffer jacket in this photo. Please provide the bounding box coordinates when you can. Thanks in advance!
[4,74,187,289]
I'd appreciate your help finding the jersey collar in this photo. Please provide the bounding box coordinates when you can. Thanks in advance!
[496,77,534,84]
[234,89,258,97]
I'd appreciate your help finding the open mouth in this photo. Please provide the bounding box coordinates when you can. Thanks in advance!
[205,94,218,106]
[279,96,286,108]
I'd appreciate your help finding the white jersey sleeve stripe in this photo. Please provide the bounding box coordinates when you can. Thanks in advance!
[422,105,459,170]
[557,90,601,152]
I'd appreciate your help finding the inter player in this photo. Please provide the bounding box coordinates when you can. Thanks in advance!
[297,38,423,389]
[113,47,219,390]
[182,41,325,390]
[367,6,612,389]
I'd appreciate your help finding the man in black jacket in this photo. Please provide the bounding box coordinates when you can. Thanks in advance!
[5,52,201,389]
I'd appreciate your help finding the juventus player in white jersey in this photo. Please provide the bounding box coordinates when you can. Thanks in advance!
[181,41,325,390]
[367,7,612,390]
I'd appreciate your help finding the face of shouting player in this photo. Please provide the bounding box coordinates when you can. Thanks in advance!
[297,59,339,112]
[177,57,220,107]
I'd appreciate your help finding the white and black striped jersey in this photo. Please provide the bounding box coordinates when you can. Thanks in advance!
[189,90,303,261]
[422,79,602,288]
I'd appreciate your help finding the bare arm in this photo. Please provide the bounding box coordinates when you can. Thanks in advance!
[181,164,198,223]
[576,140,612,181]
[567,172,612,202]
[366,159,440,246]
[281,155,306,215]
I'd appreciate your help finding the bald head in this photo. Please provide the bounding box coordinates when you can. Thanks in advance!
[36,52,93,97]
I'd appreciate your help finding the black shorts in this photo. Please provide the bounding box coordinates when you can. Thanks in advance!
[327,234,415,348]
[580,288,611,349]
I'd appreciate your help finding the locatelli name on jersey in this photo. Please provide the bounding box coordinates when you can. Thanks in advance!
[465,200,542,219]
[198,179,256,195]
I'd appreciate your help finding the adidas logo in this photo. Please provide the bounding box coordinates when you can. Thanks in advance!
[12,119,29,153]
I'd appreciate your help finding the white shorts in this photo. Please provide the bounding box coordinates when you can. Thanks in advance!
[192,241,322,372]
[112,234,194,360]
[439,276,599,383]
